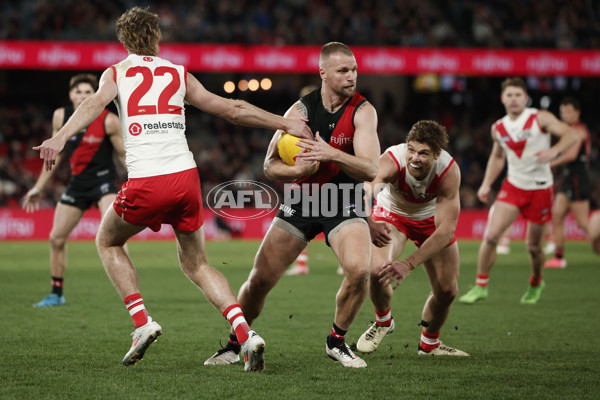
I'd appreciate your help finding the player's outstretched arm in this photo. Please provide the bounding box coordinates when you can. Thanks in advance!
[34,68,118,171]
[23,107,66,212]
[185,73,312,139]
[366,152,398,247]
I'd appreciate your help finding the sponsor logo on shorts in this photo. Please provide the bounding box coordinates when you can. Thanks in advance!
[207,180,279,220]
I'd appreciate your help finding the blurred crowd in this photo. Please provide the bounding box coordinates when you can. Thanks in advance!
[1,0,599,48]
[1,0,599,210]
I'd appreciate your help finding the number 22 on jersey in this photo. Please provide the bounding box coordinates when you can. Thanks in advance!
[126,66,182,117]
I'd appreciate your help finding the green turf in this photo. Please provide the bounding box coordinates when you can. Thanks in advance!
[1,239,599,399]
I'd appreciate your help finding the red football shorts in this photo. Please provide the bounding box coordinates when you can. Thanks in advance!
[113,168,204,232]
[372,205,456,248]
[496,180,554,224]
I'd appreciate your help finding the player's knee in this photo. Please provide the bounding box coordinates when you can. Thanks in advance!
[343,262,370,286]
[49,234,67,250]
[525,240,542,254]
[436,284,458,303]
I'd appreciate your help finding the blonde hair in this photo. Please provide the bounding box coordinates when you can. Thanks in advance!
[319,42,354,68]
[116,7,162,56]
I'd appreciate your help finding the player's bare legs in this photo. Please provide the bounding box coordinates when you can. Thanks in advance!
[422,243,459,334]
[95,208,146,297]
[368,226,408,311]
[460,201,519,304]
[173,227,240,312]
[477,201,520,275]
[551,193,571,252]
[49,203,85,280]
[237,225,307,324]
[329,222,371,331]
[34,202,85,307]
[525,222,546,278]
[356,227,405,354]
[326,221,371,367]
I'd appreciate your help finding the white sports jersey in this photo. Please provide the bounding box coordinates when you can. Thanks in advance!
[493,107,552,190]
[376,144,455,221]
[111,54,196,178]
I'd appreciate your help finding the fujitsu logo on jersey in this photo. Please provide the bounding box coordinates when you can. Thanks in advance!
[331,133,353,146]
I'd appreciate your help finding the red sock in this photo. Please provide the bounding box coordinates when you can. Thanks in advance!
[555,248,564,259]
[124,293,149,328]
[420,329,440,352]
[529,275,543,287]
[223,304,251,343]
[296,251,308,267]
[476,273,489,288]
[375,307,392,327]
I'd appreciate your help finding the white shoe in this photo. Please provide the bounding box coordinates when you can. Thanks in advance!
[496,244,511,255]
[242,331,265,372]
[336,265,344,276]
[544,241,556,255]
[326,342,367,368]
[122,317,162,366]
[286,264,310,275]
[203,348,240,365]
[418,342,469,356]
[356,319,395,354]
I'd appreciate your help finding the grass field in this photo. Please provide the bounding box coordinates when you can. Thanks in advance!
[1,239,599,399]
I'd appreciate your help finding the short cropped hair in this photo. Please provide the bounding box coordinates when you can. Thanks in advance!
[406,120,449,155]
[319,42,354,68]
[501,77,527,94]
[116,7,161,57]
[69,74,98,92]
[560,96,581,110]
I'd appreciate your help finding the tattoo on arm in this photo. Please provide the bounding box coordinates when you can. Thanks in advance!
[293,101,308,119]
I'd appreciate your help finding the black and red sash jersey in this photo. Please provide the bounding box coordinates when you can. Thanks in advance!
[62,105,117,189]
[296,89,366,188]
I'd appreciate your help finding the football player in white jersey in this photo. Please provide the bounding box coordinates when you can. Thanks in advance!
[354,120,468,356]
[33,6,312,371]
[459,77,576,305]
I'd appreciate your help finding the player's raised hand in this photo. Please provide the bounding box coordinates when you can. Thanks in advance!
[33,135,66,171]
[378,259,414,290]
[22,187,42,213]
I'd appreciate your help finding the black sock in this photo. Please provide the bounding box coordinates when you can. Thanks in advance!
[226,333,241,354]
[51,276,63,297]
[327,323,347,348]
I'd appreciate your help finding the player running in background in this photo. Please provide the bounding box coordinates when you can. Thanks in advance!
[544,97,592,268]
[205,42,380,368]
[33,6,312,370]
[459,78,576,305]
[356,120,468,356]
[24,73,125,307]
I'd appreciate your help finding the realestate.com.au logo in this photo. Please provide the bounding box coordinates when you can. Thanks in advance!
[206,180,279,220]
